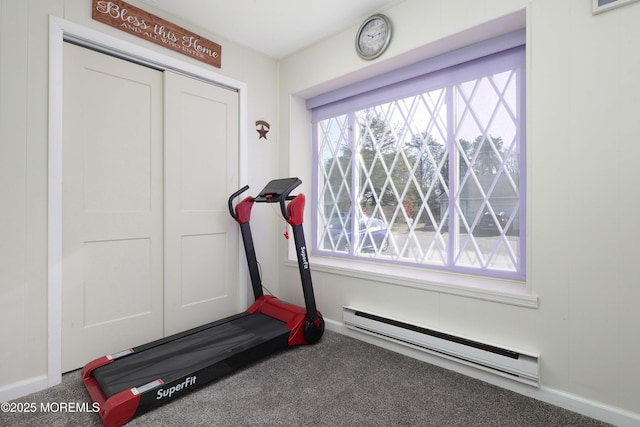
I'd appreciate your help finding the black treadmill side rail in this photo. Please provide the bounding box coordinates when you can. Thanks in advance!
[239,220,264,300]
[290,222,317,317]
[229,188,264,301]
[249,178,324,344]
[285,194,325,343]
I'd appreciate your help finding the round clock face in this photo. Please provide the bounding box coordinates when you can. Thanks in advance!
[356,14,391,60]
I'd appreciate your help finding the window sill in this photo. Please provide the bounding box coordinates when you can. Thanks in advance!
[284,255,538,309]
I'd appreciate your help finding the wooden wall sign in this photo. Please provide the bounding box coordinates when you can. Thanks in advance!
[92,0,221,68]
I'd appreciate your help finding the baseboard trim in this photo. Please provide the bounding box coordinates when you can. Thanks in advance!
[0,375,49,403]
[324,318,640,427]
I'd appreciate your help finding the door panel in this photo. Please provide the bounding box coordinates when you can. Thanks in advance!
[179,233,229,305]
[61,43,164,372]
[82,239,154,326]
[164,71,240,335]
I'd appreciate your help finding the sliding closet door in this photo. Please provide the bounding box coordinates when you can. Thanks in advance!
[61,45,241,371]
[163,71,240,335]
[61,42,164,371]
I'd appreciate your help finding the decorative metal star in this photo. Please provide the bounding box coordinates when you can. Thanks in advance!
[257,125,269,140]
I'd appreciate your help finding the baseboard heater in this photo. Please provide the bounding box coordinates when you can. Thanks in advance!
[343,306,539,386]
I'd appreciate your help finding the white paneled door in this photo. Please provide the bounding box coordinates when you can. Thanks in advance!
[61,43,239,372]
[163,71,239,335]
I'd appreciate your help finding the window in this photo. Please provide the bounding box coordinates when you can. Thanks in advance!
[311,38,525,281]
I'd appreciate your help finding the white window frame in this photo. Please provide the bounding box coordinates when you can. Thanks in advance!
[592,0,640,14]
[306,31,533,304]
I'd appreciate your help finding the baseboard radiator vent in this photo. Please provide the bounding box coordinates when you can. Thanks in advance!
[343,306,539,386]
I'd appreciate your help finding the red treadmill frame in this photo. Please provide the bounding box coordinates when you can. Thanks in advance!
[247,295,311,346]
[82,359,142,427]
[82,298,316,427]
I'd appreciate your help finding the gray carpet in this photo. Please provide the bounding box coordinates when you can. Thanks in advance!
[1,330,610,426]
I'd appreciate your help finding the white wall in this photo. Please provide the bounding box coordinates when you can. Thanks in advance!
[277,0,640,424]
[0,0,280,398]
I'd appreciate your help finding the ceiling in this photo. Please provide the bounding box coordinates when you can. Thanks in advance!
[138,0,406,59]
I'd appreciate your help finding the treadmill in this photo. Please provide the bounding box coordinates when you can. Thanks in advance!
[81,178,324,427]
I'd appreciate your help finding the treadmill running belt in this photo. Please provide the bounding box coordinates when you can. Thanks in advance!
[92,313,290,398]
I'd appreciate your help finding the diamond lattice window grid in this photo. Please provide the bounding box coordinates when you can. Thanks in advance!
[314,46,525,279]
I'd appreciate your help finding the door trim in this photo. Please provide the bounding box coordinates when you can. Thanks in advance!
[48,16,248,388]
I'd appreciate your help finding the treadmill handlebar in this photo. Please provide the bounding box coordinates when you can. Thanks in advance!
[234,197,255,225]
[228,185,250,221]
[276,178,301,220]
[286,194,305,227]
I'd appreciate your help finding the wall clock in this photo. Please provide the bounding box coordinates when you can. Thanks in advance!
[355,14,392,60]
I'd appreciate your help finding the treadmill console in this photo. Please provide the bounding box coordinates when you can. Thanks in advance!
[255,177,301,202]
